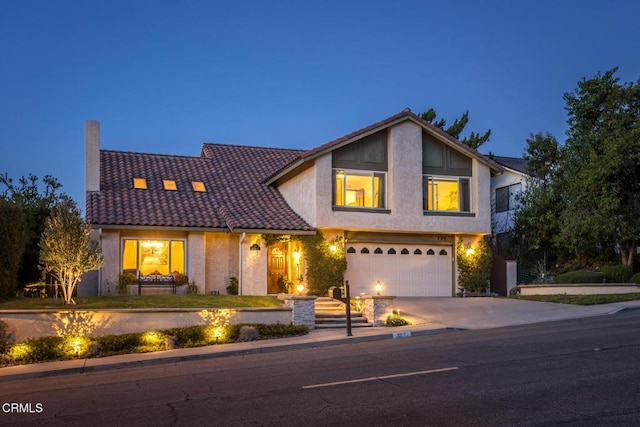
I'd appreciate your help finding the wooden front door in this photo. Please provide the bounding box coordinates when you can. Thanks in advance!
[267,244,288,294]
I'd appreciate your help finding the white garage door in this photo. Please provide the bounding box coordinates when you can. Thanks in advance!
[344,243,453,297]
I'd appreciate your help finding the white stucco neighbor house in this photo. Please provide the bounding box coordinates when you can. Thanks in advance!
[84,110,504,298]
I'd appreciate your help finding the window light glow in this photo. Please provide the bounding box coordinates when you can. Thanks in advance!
[133,178,147,189]
[163,180,177,190]
[192,181,206,192]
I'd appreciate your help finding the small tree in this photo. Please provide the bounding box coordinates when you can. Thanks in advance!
[456,238,493,294]
[297,232,347,296]
[0,198,29,297]
[39,197,103,304]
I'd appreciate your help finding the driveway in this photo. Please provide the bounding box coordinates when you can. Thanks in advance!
[391,296,640,330]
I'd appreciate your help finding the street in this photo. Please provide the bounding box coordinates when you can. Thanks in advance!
[1,310,640,426]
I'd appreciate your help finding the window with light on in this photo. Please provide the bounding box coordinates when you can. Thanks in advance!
[423,176,471,212]
[333,170,386,209]
[122,239,185,276]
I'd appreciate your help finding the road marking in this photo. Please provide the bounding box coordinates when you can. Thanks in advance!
[301,367,459,389]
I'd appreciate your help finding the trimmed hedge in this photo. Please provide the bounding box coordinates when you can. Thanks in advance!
[555,266,634,284]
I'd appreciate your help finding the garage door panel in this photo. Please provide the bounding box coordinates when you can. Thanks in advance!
[345,243,452,297]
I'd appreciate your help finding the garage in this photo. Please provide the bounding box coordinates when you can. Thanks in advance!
[344,243,453,297]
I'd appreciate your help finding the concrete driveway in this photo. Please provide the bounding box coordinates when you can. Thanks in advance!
[392,297,640,330]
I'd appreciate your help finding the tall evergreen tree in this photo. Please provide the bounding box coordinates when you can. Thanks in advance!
[420,108,491,149]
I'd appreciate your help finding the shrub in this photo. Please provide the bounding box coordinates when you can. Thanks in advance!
[237,326,260,342]
[0,320,13,354]
[631,273,640,284]
[554,271,605,284]
[226,277,238,295]
[601,265,633,283]
[93,333,141,355]
[456,238,493,293]
[117,272,136,295]
[9,336,64,362]
[385,316,409,327]
[185,280,199,295]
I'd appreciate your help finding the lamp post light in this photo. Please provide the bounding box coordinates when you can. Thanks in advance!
[375,280,382,296]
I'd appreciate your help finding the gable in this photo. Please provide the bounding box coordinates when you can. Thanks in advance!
[332,129,388,171]
[422,131,472,176]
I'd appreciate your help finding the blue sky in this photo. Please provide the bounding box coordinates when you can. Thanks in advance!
[1,0,639,208]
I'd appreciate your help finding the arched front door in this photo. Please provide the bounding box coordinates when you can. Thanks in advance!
[267,244,288,294]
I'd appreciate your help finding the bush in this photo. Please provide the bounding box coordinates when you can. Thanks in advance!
[631,273,640,284]
[93,333,141,355]
[385,316,409,327]
[237,326,260,342]
[554,271,606,284]
[116,272,136,295]
[601,265,633,283]
[185,280,199,295]
[226,277,238,295]
[456,238,493,293]
[0,320,13,354]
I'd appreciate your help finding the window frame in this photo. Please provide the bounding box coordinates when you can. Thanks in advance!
[121,238,187,277]
[332,168,387,210]
[495,183,521,213]
[423,175,472,213]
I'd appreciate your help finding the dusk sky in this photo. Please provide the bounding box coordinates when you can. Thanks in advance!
[1,0,639,208]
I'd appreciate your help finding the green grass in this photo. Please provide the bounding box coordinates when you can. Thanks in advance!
[0,294,283,310]
[512,293,640,306]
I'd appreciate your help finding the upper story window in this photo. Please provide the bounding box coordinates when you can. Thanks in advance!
[133,178,147,189]
[423,131,473,214]
[163,180,177,191]
[495,183,521,213]
[334,169,386,209]
[424,176,471,212]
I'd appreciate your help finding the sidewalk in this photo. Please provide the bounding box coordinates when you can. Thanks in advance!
[2,298,639,381]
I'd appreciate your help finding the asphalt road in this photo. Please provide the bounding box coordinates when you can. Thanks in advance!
[1,310,640,426]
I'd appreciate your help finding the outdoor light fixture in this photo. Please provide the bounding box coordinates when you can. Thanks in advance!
[250,239,261,251]
[375,280,382,295]
[296,283,304,295]
[329,245,337,253]
[466,247,475,257]
[293,248,300,261]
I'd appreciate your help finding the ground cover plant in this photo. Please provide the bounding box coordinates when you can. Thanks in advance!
[512,293,640,306]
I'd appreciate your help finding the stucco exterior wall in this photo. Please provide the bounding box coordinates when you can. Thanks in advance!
[278,163,317,226]
[100,230,121,296]
[241,234,268,295]
[312,121,492,234]
[205,232,239,294]
[187,232,206,294]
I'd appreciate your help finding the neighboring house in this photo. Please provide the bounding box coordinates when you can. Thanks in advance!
[489,155,530,295]
[84,110,503,297]
[490,156,530,238]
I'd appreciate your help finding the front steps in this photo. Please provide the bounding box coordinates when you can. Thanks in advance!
[315,297,372,329]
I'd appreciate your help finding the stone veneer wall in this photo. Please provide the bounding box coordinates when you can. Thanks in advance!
[282,295,317,330]
[363,296,395,326]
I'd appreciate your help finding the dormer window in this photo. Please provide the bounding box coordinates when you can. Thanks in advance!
[133,178,147,189]
[163,180,177,191]
[192,181,206,192]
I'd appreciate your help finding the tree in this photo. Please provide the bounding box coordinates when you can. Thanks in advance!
[0,173,65,286]
[420,108,492,149]
[455,238,493,294]
[511,133,563,260]
[39,197,103,305]
[0,199,29,297]
[560,68,640,266]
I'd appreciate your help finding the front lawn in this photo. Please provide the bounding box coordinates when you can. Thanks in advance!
[512,293,640,306]
[0,294,283,310]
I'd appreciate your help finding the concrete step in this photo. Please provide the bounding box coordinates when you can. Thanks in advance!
[315,322,373,329]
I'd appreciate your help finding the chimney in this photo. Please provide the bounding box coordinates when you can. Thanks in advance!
[85,120,100,192]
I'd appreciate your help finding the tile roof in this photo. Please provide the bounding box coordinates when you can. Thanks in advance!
[492,155,530,175]
[87,146,313,232]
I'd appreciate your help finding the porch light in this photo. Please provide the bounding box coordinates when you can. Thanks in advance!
[329,245,337,253]
[293,248,300,261]
[375,280,382,296]
[250,239,261,251]
[296,283,304,295]
[466,247,475,257]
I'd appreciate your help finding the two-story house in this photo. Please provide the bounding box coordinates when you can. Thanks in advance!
[84,110,503,297]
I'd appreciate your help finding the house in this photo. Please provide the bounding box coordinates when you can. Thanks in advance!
[84,110,503,297]
[489,155,530,294]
